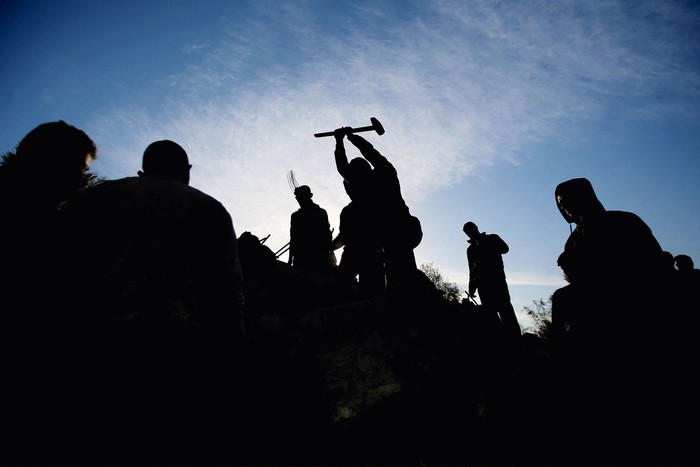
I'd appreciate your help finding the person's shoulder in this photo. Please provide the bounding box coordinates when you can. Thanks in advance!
[72,176,134,197]
[605,209,652,230]
[90,176,139,188]
[185,184,232,213]
[66,176,139,209]
[193,185,225,202]
[483,232,504,242]
[606,209,645,222]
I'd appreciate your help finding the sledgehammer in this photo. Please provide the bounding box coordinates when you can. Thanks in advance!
[314,117,385,138]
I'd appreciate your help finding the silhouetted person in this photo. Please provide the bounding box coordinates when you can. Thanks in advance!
[674,253,700,276]
[552,177,672,461]
[670,253,700,430]
[462,221,521,342]
[0,120,97,316]
[287,184,334,276]
[0,121,97,463]
[554,177,666,343]
[57,140,245,462]
[65,140,245,321]
[672,253,700,327]
[332,179,386,298]
[332,126,422,294]
[549,251,581,357]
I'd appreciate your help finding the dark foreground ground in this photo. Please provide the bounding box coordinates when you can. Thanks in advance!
[3,249,697,466]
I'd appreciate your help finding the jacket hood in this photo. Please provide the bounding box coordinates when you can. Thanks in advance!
[555,178,605,224]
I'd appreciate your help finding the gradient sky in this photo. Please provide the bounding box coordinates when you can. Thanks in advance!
[2,0,699,330]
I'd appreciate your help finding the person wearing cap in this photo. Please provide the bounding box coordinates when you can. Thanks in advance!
[287,184,334,277]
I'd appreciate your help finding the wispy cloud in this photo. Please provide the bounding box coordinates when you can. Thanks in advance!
[89,0,700,259]
[181,42,209,54]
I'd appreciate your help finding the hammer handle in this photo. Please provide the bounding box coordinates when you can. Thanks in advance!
[314,125,374,138]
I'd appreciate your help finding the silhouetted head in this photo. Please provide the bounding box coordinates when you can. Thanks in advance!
[557,251,578,283]
[141,140,191,184]
[294,185,312,200]
[348,157,372,181]
[555,177,605,225]
[462,221,479,239]
[674,254,694,272]
[15,120,97,193]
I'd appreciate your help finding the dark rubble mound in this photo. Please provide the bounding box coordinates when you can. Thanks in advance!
[234,233,699,467]
[235,233,556,466]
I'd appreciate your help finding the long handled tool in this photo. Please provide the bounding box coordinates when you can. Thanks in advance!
[275,242,290,258]
[465,292,480,306]
[314,117,385,138]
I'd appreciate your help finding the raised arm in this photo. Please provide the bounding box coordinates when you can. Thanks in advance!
[334,127,352,181]
[347,133,391,170]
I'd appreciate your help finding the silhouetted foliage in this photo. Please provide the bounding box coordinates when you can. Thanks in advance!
[419,262,460,302]
[522,297,553,339]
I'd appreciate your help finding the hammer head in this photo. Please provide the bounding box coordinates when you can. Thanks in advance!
[370,117,385,136]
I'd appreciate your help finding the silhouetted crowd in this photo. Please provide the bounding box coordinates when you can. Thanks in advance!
[1,121,697,466]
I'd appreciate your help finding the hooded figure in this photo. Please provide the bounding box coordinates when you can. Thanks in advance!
[555,177,605,225]
[551,178,673,457]
[555,177,664,291]
[554,177,666,344]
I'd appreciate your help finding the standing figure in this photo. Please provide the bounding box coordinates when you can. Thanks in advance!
[287,178,334,277]
[670,253,700,337]
[59,139,246,462]
[0,121,98,464]
[554,177,665,347]
[549,251,583,356]
[66,139,245,327]
[332,178,386,298]
[551,177,672,461]
[332,126,422,294]
[0,120,97,316]
[462,221,521,341]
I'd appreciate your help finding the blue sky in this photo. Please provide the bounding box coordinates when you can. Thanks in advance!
[2,0,699,329]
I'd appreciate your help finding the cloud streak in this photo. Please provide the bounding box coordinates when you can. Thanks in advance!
[87,0,700,280]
